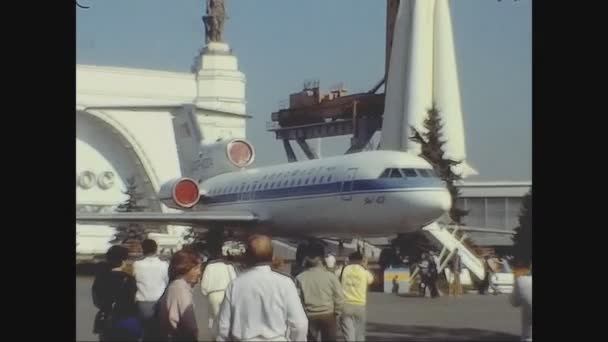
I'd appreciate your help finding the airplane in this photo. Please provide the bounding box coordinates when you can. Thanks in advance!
[77,105,452,242]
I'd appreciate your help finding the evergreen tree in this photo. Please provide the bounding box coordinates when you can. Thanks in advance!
[410,104,468,224]
[512,190,532,266]
[392,104,471,261]
[112,176,148,247]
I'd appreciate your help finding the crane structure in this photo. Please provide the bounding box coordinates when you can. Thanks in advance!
[269,0,401,162]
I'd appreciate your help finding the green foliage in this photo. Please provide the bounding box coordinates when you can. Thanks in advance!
[111,176,148,244]
[512,191,532,266]
[410,104,468,224]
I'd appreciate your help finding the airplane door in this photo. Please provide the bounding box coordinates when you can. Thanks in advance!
[340,168,358,201]
[250,182,257,200]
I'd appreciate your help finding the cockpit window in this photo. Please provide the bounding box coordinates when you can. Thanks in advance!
[417,169,432,177]
[389,169,402,178]
[401,168,417,177]
[379,169,390,178]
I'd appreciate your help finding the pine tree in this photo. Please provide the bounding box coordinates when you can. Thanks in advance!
[392,104,471,261]
[112,177,148,251]
[512,190,532,266]
[410,104,468,224]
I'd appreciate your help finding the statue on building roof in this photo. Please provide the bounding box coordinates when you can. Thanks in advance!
[203,0,226,43]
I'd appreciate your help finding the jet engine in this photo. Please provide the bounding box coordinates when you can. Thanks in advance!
[195,138,255,180]
[158,177,201,210]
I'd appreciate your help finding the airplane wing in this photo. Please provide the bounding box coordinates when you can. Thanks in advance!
[76,211,258,226]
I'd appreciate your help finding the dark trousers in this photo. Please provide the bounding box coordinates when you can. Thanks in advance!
[137,301,158,341]
[421,275,439,298]
[307,313,338,342]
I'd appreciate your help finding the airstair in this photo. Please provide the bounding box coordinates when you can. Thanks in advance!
[420,222,486,280]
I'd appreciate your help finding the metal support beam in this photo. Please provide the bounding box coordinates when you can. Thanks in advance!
[282,139,298,163]
[296,138,318,160]
[346,116,382,154]
[368,76,386,94]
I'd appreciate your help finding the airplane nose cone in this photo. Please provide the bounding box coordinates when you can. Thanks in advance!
[437,190,452,213]
[420,190,452,222]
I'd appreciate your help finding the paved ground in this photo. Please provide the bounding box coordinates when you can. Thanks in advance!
[76,276,520,341]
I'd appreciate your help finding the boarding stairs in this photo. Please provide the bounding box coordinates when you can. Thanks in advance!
[413,222,486,281]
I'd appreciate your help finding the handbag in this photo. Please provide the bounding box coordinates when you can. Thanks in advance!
[93,302,116,334]
[93,275,128,335]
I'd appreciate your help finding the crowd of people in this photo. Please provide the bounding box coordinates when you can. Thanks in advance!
[91,235,377,342]
[91,237,531,342]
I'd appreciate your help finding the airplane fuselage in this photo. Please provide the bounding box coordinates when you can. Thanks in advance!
[194,151,451,238]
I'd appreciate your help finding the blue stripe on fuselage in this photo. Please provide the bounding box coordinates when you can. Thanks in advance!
[201,178,444,205]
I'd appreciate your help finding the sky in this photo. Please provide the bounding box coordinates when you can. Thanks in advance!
[76,0,531,181]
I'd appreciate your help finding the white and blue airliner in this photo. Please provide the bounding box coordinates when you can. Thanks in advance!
[76,108,451,240]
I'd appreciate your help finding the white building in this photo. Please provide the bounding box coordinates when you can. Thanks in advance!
[457,181,531,246]
[76,42,247,261]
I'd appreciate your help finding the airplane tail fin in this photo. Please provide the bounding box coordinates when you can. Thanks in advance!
[170,105,255,181]
[171,105,204,179]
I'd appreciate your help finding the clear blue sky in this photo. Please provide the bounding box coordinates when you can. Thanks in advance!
[77,0,531,181]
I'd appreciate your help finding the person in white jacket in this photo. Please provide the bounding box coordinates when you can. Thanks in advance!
[200,251,237,336]
[510,265,532,341]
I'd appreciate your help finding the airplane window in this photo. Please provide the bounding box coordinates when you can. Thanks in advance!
[297,179,302,185]
[312,177,317,184]
[319,176,325,183]
[327,175,332,182]
[262,175,267,180]
[379,169,390,178]
[270,182,275,188]
[390,169,402,178]
[292,170,299,176]
[283,180,289,186]
[290,179,296,186]
[305,178,309,185]
[401,168,417,177]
